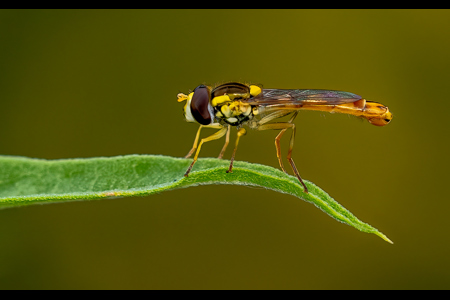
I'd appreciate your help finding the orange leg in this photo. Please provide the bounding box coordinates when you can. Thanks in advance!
[256,112,308,193]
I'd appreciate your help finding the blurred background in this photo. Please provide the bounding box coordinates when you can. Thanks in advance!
[0,9,448,289]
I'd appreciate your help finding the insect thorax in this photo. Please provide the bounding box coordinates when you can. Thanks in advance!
[212,92,263,127]
[208,82,263,127]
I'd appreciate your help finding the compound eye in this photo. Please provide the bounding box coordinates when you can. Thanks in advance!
[191,85,212,125]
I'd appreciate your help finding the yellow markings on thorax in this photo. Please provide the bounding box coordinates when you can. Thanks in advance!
[214,100,252,124]
[212,94,231,107]
[249,85,262,97]
[211,85,261,125]
[212,84,261,107]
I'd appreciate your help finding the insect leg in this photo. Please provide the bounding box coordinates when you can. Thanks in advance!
[283,112,308,193]
[185,124,223,158]
[184,125,228,177]
[274,129,288,174]
[185,125,203,158]
[257,110,293,126]
[226,127,247,173]
[218,125,231,159]
[256,112,308,193]
[255,110,295,175]
[273,112,299,174]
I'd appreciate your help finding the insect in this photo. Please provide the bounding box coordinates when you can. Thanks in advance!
[177,82,393,193]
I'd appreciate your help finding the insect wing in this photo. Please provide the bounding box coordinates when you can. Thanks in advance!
[244,89,362,106]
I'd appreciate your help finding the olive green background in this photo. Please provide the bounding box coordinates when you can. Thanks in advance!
[0,9,448,289]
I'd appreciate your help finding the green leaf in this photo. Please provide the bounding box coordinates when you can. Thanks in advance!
[0,154,392,243]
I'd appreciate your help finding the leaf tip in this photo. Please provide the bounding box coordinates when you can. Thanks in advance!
[377,232,394,244]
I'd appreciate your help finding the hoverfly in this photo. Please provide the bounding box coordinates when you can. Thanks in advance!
[177,82,392,193]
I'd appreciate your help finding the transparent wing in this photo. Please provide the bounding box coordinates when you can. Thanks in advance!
[243,89,362,106]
